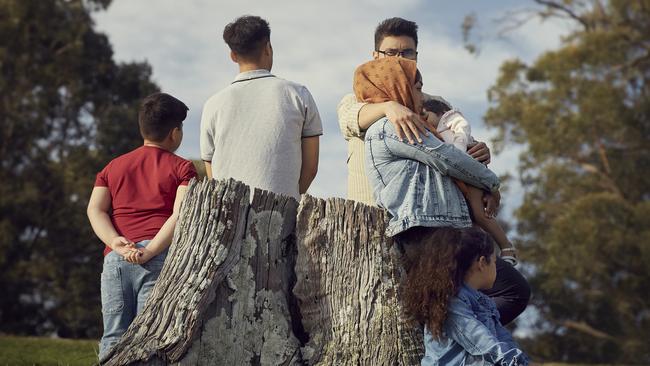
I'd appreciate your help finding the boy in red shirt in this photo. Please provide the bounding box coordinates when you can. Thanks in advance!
[87,93,196,360]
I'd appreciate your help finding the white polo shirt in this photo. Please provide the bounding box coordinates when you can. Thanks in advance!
[200,69,323,199]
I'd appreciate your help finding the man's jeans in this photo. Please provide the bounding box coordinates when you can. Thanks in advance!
[98,240,167,360]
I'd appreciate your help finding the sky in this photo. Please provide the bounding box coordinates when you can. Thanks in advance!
[92,0,571,209]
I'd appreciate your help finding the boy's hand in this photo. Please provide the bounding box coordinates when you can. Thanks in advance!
[125,247,155,265]
[467,141,491,164]
[110,236,137,257]
[483,191,501,218]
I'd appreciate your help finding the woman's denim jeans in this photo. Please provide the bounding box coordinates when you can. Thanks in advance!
[98,240,167,360]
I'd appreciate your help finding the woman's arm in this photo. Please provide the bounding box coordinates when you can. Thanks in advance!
[382,121,500,192]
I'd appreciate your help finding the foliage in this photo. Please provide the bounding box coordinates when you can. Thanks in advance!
[0,0,158,338]
[484,0,650,362]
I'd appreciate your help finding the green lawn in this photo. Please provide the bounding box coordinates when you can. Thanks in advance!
[0,336,633,365]
[0,336,98,366]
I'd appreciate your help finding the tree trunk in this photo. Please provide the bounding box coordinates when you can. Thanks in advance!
[102,178,422,366]
[294,196,423,366]
[178,184,302,365]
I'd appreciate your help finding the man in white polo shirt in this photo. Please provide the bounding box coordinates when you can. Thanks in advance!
[200,15,322,200]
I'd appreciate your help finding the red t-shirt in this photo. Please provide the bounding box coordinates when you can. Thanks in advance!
[94,146,197,255]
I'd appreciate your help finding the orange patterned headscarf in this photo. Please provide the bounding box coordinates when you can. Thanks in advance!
[353,57,419,112]
[353,57,468,195]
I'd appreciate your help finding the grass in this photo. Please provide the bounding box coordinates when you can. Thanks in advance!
[0,336,98,366]
[0,335,635,365]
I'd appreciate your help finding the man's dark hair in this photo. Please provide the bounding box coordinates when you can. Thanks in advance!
[423,99,451,117]
[223,15,271,60]
[374,17,418,50]
[138,92,188,142]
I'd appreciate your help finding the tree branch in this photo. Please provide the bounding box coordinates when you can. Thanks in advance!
[573,159,624,198]
[497,10,539,38]
[563,320,616,341]
[595,140,612,175]
[534,0,591,29]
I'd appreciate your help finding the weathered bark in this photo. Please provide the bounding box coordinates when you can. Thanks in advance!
[103,178,302,365]
[102,178,249,365]
[294,196,423,366]
[103,179,422,365]
[178,186,302,365]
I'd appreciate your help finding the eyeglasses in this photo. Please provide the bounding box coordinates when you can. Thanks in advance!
[376,48,418,60]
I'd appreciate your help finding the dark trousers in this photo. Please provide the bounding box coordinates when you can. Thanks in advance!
[481,257,531,325]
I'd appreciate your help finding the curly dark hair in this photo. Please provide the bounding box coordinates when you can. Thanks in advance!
[223,15,270,60]
[399,226,495,338]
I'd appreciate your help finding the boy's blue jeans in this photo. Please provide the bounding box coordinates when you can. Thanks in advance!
[98,240,167,361]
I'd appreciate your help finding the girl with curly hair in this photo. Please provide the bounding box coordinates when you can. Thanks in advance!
[400,226,528,365]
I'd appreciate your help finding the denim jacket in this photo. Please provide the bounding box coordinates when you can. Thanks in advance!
[422,284,529,366]
[364,118,500,236]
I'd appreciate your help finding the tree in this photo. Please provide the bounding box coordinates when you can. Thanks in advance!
[484,0,650,362]
[0,0,158,338]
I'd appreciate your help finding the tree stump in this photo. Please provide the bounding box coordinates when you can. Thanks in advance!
[102,178,423,365]
[178,185,302,365]
[293,196,423,366]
